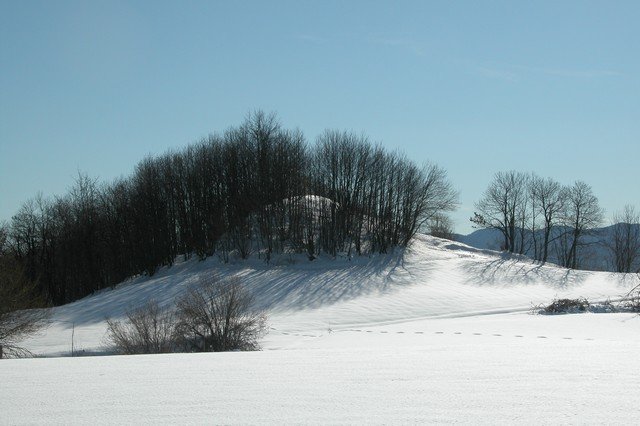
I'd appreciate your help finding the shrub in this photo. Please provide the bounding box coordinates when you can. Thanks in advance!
[105,277,267,355]
[542,298,590,314]
[175,277,267,352]
[0,255,49,359]
[620,292,640,312]
[105,300,176,355]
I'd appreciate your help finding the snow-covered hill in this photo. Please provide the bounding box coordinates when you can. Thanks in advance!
[18,234,638,356]
[3,235,640,424]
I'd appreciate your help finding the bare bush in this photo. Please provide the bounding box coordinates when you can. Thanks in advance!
[175,277,267,352]
[105,300,176,355]
[0,255,49,358]
[104,277,268,355]
[542,298,590,314]
[621,297,640,312]
[621,281,640,312]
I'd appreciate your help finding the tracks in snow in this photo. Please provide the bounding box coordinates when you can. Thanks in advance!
[269,326,597,342]
[333,328,596,342]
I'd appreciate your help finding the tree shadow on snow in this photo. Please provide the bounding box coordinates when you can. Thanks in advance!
[47,248,435,326]
[244,250,434,312]
[461,253,588,290]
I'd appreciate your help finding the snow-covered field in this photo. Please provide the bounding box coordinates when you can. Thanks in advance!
[2,235,639,424]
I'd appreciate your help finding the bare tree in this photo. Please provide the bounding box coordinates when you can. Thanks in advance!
[105,300,176,355]
[175,277,267,352]
[403,163,459,245]
[0,222,8,256]
[606,205,640,273]
[428,214,455,240]
[471,171,530,253]
[530,175,565,263]
[560,181,604,269]
[0,255,49,358]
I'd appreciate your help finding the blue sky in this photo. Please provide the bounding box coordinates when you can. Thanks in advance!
[1,0,638,234]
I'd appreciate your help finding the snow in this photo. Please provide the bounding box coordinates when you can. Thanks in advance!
[456,225,635,272]
[2,235,640,424]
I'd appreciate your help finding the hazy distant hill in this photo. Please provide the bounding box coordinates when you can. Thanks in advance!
[456,224,640,272]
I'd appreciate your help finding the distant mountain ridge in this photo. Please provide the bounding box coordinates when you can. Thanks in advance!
[455,223,640,272]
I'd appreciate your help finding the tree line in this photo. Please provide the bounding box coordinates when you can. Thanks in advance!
[0,112,458,306]
[472,170,640,272]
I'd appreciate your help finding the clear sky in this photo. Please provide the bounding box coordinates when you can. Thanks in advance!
[1,0,638,234]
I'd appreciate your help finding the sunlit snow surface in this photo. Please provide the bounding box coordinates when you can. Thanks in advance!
[2,235,640,424]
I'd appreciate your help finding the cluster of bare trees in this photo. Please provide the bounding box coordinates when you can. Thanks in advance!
[2,112,458,305]
[472,171,640,272]
[310,130,457,256]
[472,171,604,268]
[606,206,640,273]
[0,229,49,358]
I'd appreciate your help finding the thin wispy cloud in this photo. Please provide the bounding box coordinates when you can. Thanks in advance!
[521,66,623,79]
[296,32,428,57]
[369,36,425,57]
[475,66,519,82]
[475,62,623,82]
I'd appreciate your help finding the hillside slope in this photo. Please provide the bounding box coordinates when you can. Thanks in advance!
[6,235,640,424]
[21,234,638,356]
